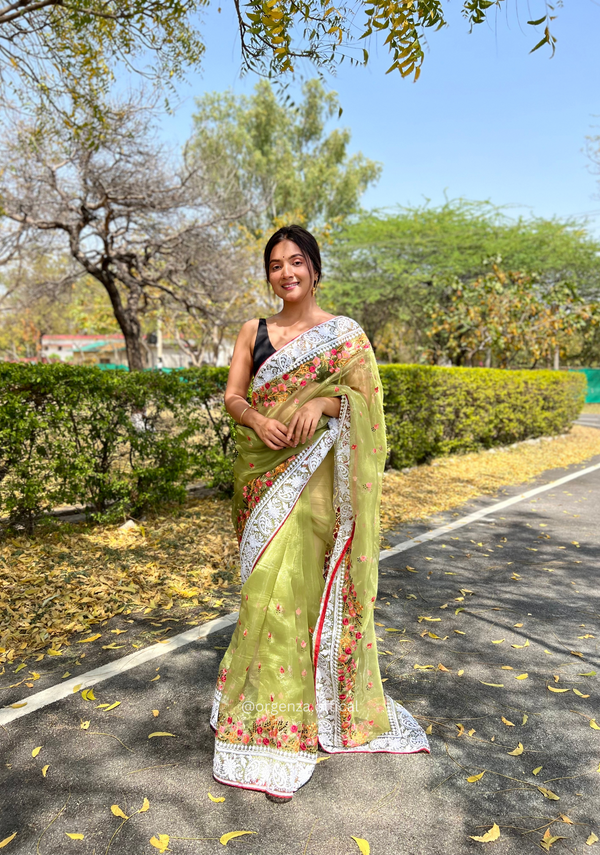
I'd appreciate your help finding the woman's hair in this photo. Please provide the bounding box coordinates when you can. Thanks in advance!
[263,224,322,285]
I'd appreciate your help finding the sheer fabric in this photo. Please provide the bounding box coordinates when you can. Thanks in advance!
[210,316,429,797]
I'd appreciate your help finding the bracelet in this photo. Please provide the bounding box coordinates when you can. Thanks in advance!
[239,405,252,426]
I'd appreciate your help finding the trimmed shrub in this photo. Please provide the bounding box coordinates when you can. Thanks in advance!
[379,365,585,470]
[0,363,232,532]
[0,362,585,533]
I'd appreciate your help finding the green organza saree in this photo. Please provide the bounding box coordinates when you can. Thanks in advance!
[211,316,429,797]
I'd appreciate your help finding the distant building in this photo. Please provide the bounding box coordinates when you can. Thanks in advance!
[39,334,231,369]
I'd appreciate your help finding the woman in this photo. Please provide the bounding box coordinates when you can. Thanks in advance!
[210,225,429,801]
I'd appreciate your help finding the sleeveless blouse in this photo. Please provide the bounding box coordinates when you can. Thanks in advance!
[252,318,277,376]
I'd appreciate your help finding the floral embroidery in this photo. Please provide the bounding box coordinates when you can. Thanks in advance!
[216,711,319,753]
[252,333,370,408]
[235,456,297,542]
[337,549,370,747]
[217,667,228,691]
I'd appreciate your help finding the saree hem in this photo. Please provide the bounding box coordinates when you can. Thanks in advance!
[213,739,317,798]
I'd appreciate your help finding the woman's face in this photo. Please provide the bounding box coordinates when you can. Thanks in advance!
[268,239,314,304]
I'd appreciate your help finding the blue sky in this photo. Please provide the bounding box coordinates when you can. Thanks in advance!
[158,1,600,234]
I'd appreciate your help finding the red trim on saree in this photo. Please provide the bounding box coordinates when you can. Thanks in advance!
[312,522,355,688]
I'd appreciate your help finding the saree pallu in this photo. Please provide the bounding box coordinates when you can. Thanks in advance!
[211,316,429,797]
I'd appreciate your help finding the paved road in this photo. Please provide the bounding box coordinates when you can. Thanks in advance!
[1,453,599,855]
[576,413,600,430]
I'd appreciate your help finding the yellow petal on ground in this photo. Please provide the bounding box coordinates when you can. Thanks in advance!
[516,673,528,680]
[512,640,530,648]
[538,786,560,800]
[72,684,82,693]
[208,793,225,803]
[10,703,26,709]
[508,742,524,755]
[590,719,600,730]
[41,765,49,777]
[532,766,543,775]
[77,634,101,644]
[47,650,62,656]
[547,686,569,693]
[219,831,257,846]
[31,746,41,757]
[467,771,486,782]
[149,835,170,852]
[152,710,159,717]
[469,823,501,843]
[480,682,504,688]
[62,672,71,679]
[454,630,466,635]
[438,663,450,672]
[103,702,121,712]
[414,664,435,670]
[65,833,84,840]
[501,666,513,670]
[350,837,370,855]
[111,805,129,819]
[501,717,515,727]
[573,689,590,698]
[148,732,176,738]
[586,832,599,845]
[522,714,528,725]
[457,669,464,676]
[139,798,150,813]
[425,724,433,735]
[80,721,90,730]
[491,639,504,644]
[150,675,160,682]
[81,689,96,701]
[14,664,26,673]
[559,814,573,825]
[0,832,17,848]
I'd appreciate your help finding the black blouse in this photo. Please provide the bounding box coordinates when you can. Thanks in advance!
[252,318,277,376]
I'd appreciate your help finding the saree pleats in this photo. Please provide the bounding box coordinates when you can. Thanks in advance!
[211,316,429,797]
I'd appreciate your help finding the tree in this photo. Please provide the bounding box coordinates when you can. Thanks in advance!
[189,79,381,239]
[322,202,600,359]
[421,267,600,369]
[0,0,205,121]
[235,0,558,79]
[0,1,559,120]
[0,101,247,370]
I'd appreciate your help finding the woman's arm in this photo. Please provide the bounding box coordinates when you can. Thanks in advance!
[224,321,294,450]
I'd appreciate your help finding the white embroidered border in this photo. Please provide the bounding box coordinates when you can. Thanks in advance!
[254,316,362,391]
[238,424,338,584]
[213,740,317,798]
[320,696,430,755]
[314,399,430,755]
[314,396,354,749]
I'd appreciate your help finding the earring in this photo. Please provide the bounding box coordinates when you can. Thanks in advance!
[312,280,317,295]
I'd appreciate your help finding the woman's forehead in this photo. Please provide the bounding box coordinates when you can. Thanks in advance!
[269,239,304,261]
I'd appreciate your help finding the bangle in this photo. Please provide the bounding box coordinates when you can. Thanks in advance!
[239,405,252,426]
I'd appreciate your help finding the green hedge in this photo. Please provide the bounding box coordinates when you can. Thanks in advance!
[379,365,586,469]
[0,363,232,533]
[0,362,585,533]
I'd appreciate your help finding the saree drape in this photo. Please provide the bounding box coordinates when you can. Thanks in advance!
[210,316,429,798]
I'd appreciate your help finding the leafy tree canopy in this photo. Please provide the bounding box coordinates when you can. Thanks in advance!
[0,1,558,121]
[189,79,381,238]
[322,200,600,351]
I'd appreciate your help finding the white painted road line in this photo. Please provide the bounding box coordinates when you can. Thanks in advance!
[2,458,600,725]
[378,459,600,560]
[0,612,238,727]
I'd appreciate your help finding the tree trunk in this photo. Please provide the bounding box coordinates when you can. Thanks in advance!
[99,272,146,371]
[553,344,560,370]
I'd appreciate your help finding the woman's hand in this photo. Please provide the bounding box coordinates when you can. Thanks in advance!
[286,399,326,447]
[253,415,295,451]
